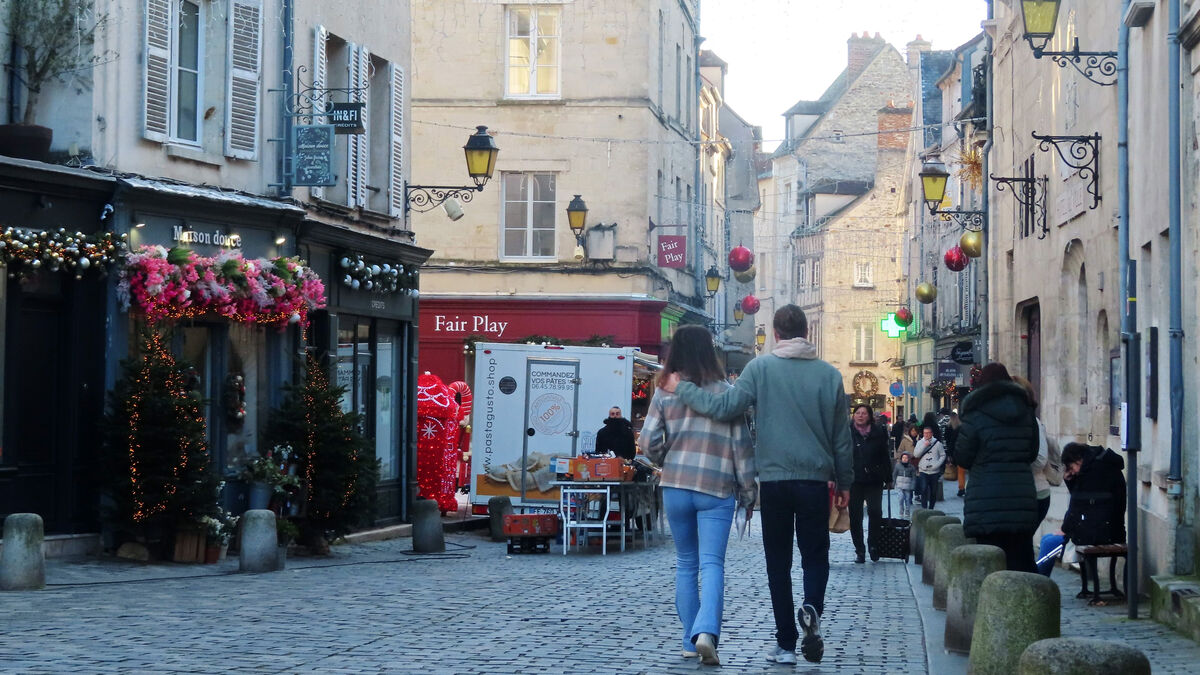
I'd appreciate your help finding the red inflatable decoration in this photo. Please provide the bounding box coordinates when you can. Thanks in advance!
[417,373,460,513]
[448,380,473,493]
[944,245,969,272]
[895,307,914,327]
[728,246,754,272]
[741,295,761,314]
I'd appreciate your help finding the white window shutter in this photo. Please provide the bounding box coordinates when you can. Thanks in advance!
[345,43,359,206]
[142,0,171,142]
[351,46,371,208]
[388,63,405,219]
[311,25,328,199]
[225,0,262,159]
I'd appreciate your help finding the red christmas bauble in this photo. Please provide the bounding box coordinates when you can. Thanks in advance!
[741,295,761,314]
[944,245,969,272]
[728,246,755,272]
[895,307,914,327]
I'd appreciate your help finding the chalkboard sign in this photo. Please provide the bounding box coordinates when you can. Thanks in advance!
[292,124,337,186]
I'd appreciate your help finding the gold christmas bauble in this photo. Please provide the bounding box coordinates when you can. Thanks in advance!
[960,230,983,258]
[915,282,938,304]
[733,265,757,284]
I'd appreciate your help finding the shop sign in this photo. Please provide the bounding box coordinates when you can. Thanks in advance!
[657,235,686,268]
[950,341,975,365]
[433,314,510,337]
[172,225,242,249]
[292,124,337,186]
[327,102,364,134]
[937,360,960,382]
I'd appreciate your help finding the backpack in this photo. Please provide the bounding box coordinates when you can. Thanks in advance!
[1042,425,1064,486]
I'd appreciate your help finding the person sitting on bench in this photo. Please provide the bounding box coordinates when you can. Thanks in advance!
[1061,442,1127,605]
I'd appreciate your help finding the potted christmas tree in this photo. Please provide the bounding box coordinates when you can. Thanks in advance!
[0,0,107,159]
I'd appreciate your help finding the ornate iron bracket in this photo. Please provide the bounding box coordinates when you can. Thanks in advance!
[1032,131,1101,209]
[1032,38,1117,87]
[991,174,1049,240]
[282,65,370,120]
[405,185,484,214]
[935,210,987,232]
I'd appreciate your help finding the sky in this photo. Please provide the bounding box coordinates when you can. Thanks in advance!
[700,0,989,150]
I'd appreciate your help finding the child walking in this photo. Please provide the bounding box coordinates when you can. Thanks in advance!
[892,452,916,518]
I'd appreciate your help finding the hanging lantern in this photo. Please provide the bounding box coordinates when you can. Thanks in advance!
[740,294,761,315]
[728,245,754,272]
[733,264,757,284]
[944,245,969,272]
[916,282,938,304]
[895,306,914,327]
[960,229,983,258]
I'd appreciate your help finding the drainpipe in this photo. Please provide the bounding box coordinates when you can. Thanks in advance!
[1167,0,1184,491]
[280,0,295,196]
[980,0,994,362]
[1117,0,1141,620]
[693,29,706,310]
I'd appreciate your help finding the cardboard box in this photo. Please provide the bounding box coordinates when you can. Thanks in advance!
[502,513,560,537]
[572,457,626,482]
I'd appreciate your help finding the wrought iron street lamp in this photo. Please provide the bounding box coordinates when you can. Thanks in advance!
[566,194,588,261]
[705,266,722,297]
[406,126,501,213]
[919,160,986,231]
[755,326,767,351]
[709,301,745,332]
[1020,0,1117,86]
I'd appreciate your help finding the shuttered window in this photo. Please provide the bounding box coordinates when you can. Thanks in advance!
[143,0,204,143]
[853,323,875,363]
[310,25,329,200]
[388,63,405,218]
[142,0,171,141]
[347,45,370,208]
[225,0,262,159]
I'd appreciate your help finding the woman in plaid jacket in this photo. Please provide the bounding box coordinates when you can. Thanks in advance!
[641,326,757,667]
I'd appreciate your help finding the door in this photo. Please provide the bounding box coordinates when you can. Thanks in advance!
[1025,304,1042,402]
[522,358,580,504]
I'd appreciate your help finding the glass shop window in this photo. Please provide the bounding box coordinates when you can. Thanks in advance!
[336,316,401,481]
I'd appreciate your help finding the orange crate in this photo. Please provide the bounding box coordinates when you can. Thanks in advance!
[572,458,626,481]
[502,513,560,536]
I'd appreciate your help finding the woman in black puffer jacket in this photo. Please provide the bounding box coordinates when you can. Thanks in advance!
[955,362,1040,573]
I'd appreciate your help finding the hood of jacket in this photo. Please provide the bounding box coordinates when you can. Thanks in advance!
[602,417,631,431]
[960,380,1032,425]
[772,337,818,359]
[1082,444,1125,473]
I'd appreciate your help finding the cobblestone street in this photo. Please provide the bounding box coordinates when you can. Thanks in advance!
[2,491,1199,674]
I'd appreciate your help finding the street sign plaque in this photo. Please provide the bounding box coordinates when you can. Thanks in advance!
[292,124,337,187]
[327,102,365,134]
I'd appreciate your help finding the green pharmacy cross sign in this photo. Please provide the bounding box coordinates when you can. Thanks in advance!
[881,313,906,339]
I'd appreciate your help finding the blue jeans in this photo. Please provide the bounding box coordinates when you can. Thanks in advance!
[916,472,939,509]
[759,480,830,652]
[663,487,736,652]
[899,489,914,515]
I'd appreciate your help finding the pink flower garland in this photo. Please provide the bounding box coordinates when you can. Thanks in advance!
[118,246,327,327]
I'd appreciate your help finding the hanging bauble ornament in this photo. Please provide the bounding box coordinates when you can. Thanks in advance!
[733,264,757,284]
[915,282,937,304]
[960,229,983,258]
[728,245,754,272]
[895,306,914,327]
[944,245,969,272]
[741,295,761,314]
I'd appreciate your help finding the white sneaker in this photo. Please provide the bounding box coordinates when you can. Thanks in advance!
[765,645,798,664]
[695,633,720,666]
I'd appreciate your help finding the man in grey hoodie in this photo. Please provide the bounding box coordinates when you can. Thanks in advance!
[662,304,852,664]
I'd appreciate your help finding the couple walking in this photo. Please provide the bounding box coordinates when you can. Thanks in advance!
[641,305,852,666]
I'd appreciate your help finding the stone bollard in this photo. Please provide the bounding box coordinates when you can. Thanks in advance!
[0,514,45,591]
[488,496,513,543]
[412,498,445,553]
[968,571,1060,674]
[922,516,960,585]
[239,509,279,573]
[933,524,972,610]
[946,545,1006,654]
[911,509,944,565]
[1018,637,1151,675]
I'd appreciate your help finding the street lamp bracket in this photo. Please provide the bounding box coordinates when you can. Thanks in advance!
[405,184,484,214]
[1032,132,1102,209]
[1031,37,1118,87]
[936,210,987,232]
[990,173,1049,240]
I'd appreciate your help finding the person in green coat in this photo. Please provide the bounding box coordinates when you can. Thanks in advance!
[954,362,1040,573]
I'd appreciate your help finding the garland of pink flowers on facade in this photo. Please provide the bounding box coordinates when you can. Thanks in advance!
[117,246,326,327]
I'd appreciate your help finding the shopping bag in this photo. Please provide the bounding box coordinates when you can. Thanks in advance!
[828,484,850,533]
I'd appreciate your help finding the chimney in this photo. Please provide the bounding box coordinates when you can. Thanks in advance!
[906,34,932,70]
[877,100,913,152]
[848,31,887,81]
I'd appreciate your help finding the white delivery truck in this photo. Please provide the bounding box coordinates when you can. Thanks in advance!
[469,342,659,511]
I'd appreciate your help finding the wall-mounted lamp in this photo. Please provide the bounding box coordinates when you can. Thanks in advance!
[919,159,986,231]
[1020,0,1118,86]
[755,326,767,350]
[274,232,288,245]
[705,265,722,297]
[406,125,500,213]
[566,194,588,261]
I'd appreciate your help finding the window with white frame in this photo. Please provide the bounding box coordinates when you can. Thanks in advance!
[854,261,873,287]
[853,323,875,363]
[506,5,560,98]
[811,259,821,288]
[783,183,792,213]
[797,259,808,290]
[501,173,557,259]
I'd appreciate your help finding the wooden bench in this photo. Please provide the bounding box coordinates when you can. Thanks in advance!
[1074,543,1127,606]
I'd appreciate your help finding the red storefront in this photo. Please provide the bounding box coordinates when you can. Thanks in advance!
[418,297,669,384]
